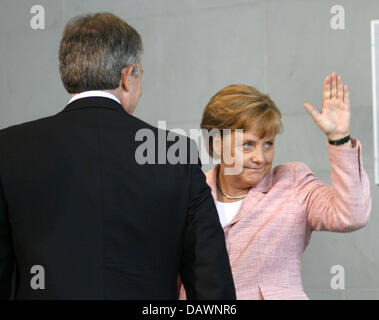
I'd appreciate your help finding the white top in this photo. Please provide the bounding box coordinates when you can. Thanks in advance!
[68,90,121,105]
[216,200,243,228]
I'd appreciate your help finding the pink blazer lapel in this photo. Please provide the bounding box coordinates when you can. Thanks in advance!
[205,164,274,228]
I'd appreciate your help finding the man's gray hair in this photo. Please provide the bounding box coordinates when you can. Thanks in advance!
[59,12,143,94]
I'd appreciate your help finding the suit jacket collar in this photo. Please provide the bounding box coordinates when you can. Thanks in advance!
[59,96,127,114]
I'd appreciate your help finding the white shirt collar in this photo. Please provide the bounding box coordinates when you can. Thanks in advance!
[68,90,121,105]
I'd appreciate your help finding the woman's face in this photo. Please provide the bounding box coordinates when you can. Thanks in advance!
[219,127,276,188]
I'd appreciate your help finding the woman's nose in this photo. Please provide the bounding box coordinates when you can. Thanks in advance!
[251,147,264,163]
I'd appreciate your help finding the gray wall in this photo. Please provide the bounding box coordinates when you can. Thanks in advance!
[0,0,378,299]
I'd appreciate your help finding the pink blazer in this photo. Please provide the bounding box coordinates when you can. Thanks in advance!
[179,138,371,299]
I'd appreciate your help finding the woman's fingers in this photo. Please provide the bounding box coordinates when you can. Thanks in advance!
[323,75,331,105]
[331,72,337,99]
[337,75,343,100]
[304,103,322,126]
[343,85,350,108]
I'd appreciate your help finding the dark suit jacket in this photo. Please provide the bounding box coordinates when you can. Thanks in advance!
[0,97,236,299]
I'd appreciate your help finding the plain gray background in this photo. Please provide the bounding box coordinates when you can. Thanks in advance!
[0,0,378,299]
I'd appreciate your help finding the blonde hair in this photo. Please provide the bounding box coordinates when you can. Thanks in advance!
[201,84,283,157]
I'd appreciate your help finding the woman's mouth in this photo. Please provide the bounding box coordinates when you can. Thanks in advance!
[248,167,264,171]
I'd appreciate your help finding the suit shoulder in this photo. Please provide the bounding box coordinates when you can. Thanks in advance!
[273,161,311,173]
[272,162,313,183]
[125,113,157,131]
[0,114,59,144]
[130,115,196,146]
[0,114,58,135]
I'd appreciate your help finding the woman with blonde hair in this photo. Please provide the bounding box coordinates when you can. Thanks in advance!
[179,72,371,299]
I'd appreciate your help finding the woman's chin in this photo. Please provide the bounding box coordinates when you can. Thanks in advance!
[241,171,264,186]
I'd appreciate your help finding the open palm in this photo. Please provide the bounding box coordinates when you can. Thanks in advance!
[304,72,350,141]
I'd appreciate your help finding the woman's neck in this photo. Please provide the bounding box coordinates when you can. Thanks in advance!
[217,165,250,203]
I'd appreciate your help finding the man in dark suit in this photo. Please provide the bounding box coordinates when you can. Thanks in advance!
[0,12,235,299]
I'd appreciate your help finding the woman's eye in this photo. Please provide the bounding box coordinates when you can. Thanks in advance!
[265,142,273,148]
[243,142,252,148]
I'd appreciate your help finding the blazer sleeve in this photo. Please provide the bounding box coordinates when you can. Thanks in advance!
[0,159,15,299]
[179,151,236,300]
[295,138,371,232]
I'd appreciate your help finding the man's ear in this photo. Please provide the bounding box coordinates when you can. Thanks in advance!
[212,134,222,158]
[120,65,135,92]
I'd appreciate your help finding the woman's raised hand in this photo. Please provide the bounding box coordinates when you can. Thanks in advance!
[304,72,350,141]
